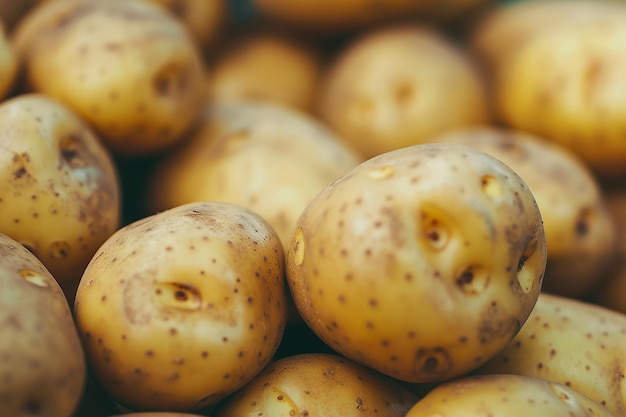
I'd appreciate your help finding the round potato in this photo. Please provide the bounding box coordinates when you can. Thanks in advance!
[287,143,546,383]
[214,353,418,417]
[12,0,207,156]
[207,32,323,112]
[0,232,86,417]
[493,7,626,178]
[317,24,490,159]
[406,374,615,417]
[0,93,120,298]
[434,126,616,298]
[74,201,288,412]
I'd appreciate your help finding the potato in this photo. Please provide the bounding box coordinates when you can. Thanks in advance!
[434,126,616,298]
[207,32,323,112]
[214,353,418,417]
[0,232,86,417]
[148,101,363,251]
[473,292,626,416]
[0,93,120,298]
[74,201,288,412]
[12,0,206,156]
[317,24,490,159]
[287,143,546,383]
[406,374,615,417]
[492,6,626,178]
[0,20,17,99]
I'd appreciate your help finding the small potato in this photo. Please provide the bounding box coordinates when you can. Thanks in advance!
[317,24,490,159]
[406,374,615,417]
[0,94,120,297]
[287,143,546,383]
[207,32,323,112]
[434,126,616,298]
[74,202,288,412]
[474,292,626,416]
[492,7,626,178]
[0,233,86,417]
[149,101,363,251]
[12,0,207,156]
[213,353,418,417]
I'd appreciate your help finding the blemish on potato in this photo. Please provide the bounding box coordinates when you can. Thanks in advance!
[18,269,49,287]
[455,264,490,295]
[291,227,305,266]
[49,241,70,259]
[368,166,395,180]
[481,174,503,197]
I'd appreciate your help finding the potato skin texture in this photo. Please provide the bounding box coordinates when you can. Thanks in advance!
[0,233,86,417]
[287,143,546,383]
[474,292,626,416]
[435,126,616,298]
[214,353,418,417]
[74,202,288,412]
[13,0,206,156]
[405,374,615,417]
[0,94,120,294]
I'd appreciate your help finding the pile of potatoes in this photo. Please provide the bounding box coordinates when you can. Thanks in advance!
[2,0,626,416]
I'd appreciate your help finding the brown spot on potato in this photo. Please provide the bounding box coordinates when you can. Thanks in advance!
[414,347,452,378]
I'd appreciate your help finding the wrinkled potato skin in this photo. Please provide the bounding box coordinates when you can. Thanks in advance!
[0,233,86,417]
[318,25,490,159]
[13,0,206,156]
[435,127,616,298]
[493,9,626,178]
[474,292,626,416]
[74,202,288,412]
[287,143,546,383]
[406,374,615,417]
[0,94,120,293]
[214,353,418,417]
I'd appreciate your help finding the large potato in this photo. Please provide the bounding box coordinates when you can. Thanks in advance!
[317,24,490,159]
[0,94,120,297]
[12,0,206,156]
[287,143,546,383]
[0,232,86,417]
[214,353,418,417]
[434,126,616,298]
[474,292,626,416]
[74,201,288,412]
[492,6,626,178]
[406,374,615,417]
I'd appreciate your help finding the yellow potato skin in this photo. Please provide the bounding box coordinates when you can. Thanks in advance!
[287,143,546,383]
[13,0,206,156]
[0,94,120,295]
[214,353,418,417]
[0,233,86,417]
[474,292,626,416]
[74,202,288,412]
[406,374,615,417]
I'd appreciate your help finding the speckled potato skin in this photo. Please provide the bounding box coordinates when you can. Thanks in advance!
[405,374,615,417]
[74,202,288,412]
[435,126,616,298]
[0,233,86,417]
[0,94,120,295]
[317,24,490,159]
[214,353,418,417]
[287,143,547,383]
[12,0,206,156]
[474,292,626,416]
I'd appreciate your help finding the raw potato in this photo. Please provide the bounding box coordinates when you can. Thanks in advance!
[0,21,16,99]
[492,7,626,178]
[214,353,418,417]
[317,24,490,159]
[474,292,626,416]
[12,0,206,156]
[149,101,363,251]
[0,94,120,296]
[405,374,615,417]
[207,32,323,112]
[287,143,547,383]
[435,126,616,298]
[0,233,86,417]
[74,201,288,412]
